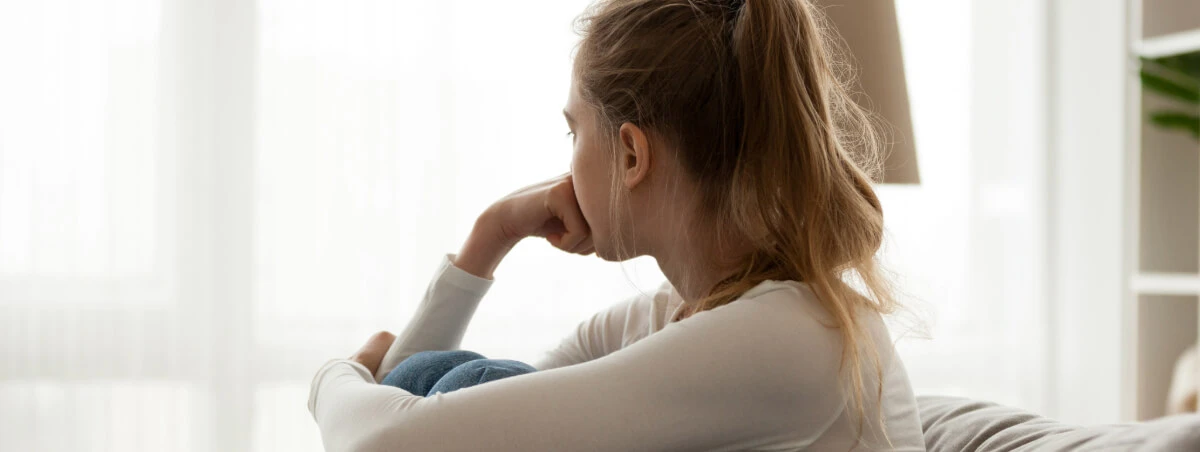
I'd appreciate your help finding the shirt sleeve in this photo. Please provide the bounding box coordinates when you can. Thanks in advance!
[531,292,647,371]
[370,252,494,383]
[308,289,849,452]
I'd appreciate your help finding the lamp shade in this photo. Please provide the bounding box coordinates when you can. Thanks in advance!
[815,0,919,184]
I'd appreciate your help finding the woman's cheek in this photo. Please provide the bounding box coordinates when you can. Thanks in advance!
[571,167,599,233]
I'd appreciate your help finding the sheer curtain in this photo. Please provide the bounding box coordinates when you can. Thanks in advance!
[0,0,1051,450]
[882,0,1051,413]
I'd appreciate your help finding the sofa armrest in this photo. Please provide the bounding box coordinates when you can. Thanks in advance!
[918,395,1200,451]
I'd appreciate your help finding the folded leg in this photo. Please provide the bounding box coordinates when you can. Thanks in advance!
[380,350,487,396]
[427,358,537,395]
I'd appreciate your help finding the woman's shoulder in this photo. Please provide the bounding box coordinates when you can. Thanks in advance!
[703,279,835,328]
[670,279,899,360]
[652,279,920,449]
[660,280,841,357]
[738,280,894,330]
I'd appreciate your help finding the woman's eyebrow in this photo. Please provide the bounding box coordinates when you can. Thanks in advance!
[562,109,575,125]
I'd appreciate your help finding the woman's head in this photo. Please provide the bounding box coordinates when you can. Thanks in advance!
[567,0,898,444]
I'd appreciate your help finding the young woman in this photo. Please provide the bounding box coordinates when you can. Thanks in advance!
[307,0,925,450]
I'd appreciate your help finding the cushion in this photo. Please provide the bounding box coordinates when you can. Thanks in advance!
[917,395,1200,451]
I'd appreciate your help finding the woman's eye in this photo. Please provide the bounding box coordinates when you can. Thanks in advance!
[565,130,575,139]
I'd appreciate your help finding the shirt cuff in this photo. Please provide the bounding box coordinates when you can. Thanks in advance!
[308,359,373,419]
[441,253,495,294]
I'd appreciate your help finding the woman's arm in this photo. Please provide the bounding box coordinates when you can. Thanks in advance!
[374,171,592,381]
[371,251,495,382]
[310,288,848,452]
[532,291,651,370]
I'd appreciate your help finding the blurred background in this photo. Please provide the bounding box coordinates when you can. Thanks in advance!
[1,0,1196,450]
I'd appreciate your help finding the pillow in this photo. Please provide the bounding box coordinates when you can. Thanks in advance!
[917,395,1200,451]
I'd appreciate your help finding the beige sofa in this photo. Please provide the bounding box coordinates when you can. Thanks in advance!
[918,396,1200,451]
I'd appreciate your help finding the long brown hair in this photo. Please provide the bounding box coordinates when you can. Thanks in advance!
[573,0,898,444]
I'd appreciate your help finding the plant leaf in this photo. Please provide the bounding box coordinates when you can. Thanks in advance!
[1149,111,1200,140]
[1141,69,1200,104]
[1151,53,1200,78]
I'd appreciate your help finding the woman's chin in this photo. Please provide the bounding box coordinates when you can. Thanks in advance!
[592,244,618,262]
[593,245,640,263]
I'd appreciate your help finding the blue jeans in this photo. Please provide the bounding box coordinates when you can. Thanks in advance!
[380,350,537,396]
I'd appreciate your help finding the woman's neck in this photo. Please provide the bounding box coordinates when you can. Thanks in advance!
[653,227,751,306]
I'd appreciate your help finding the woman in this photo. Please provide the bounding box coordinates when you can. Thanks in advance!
[308,0,924,450]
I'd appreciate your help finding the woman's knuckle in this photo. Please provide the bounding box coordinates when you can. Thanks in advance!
[371,331,394,341]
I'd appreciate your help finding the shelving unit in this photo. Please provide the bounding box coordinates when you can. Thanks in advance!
[1126,0,1200,421]
[1136,28,1200,59]
[1132,273,1200,296]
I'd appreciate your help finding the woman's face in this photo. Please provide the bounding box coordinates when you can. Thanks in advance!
[564,78,618,261]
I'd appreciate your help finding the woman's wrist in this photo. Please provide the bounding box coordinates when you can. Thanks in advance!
[453,209,519,280]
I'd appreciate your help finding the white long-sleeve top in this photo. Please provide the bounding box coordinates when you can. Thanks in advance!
[308,253,925,451]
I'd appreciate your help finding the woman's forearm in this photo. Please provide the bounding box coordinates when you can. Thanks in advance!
[371,250,496,382]
[453,208,518,280]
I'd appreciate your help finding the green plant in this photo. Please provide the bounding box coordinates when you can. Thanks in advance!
[1140,52,1200,140]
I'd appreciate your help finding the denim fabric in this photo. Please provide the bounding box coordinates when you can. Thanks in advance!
[381,350,536,396]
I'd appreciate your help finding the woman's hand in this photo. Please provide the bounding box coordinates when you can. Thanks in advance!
[349,331,396,377]
[490,172,594,253]
[454,172,594,279]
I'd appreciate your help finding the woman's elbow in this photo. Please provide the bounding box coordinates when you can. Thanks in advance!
[332,421,420,452]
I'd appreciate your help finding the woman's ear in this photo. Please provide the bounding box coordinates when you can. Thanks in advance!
[618,122,652,190]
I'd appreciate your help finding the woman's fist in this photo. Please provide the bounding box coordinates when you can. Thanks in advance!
[349,331,395,376]
[453,172,596,280]
[486,172,595,255]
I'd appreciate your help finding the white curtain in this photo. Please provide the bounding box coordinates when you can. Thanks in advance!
[883,0,1051,412]
[0,0,1051,450]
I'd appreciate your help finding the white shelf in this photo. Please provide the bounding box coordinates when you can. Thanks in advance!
[1133,272,1200,295]
[1127,0,1200,422]
[1137,28,1200,58]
